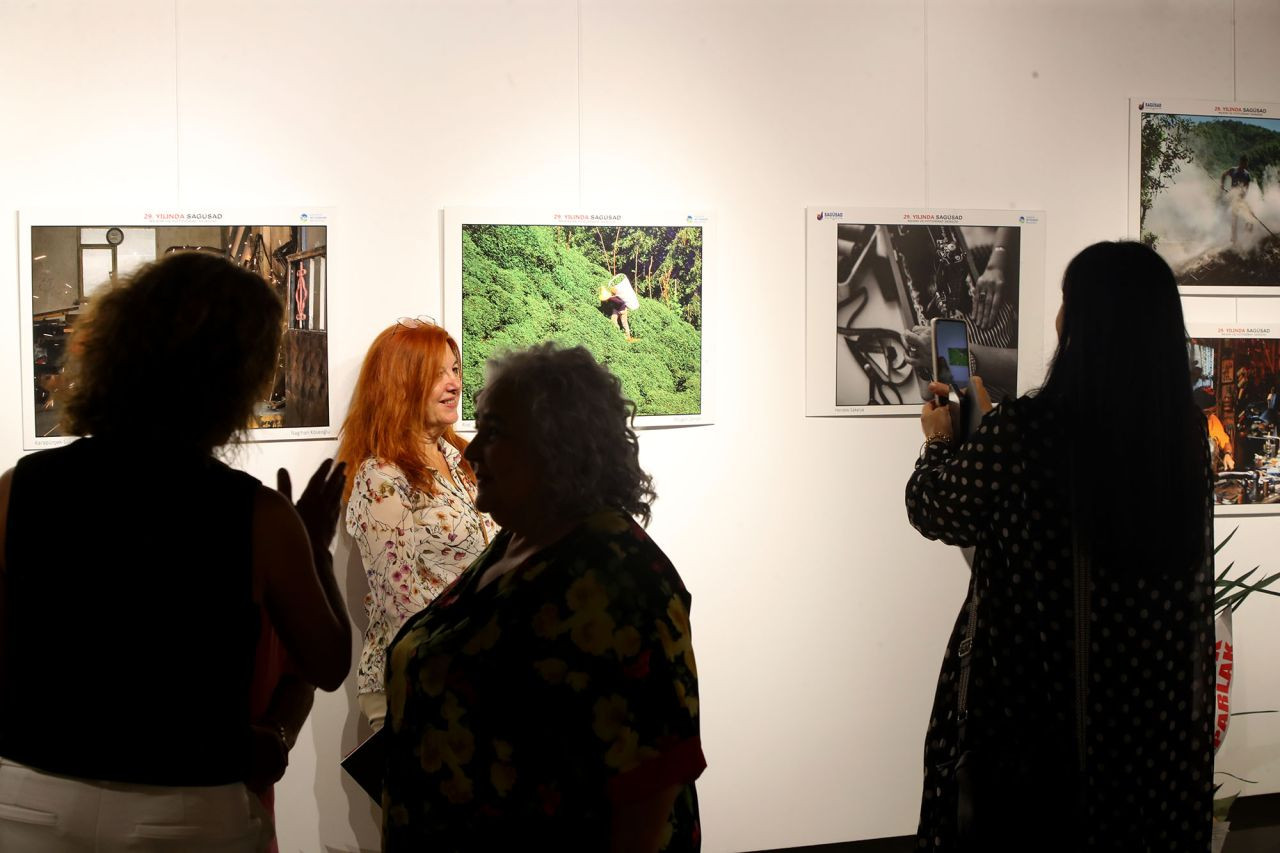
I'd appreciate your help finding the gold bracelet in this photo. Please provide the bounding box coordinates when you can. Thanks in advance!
[919,433,952,458]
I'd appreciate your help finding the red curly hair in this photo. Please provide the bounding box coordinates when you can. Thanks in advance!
[336,321,473,503]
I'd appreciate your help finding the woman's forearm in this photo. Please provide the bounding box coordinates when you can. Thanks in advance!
[262,673,316,748]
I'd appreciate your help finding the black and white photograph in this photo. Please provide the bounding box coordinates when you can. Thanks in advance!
[805,208,1045,416]
[18,209,334,448]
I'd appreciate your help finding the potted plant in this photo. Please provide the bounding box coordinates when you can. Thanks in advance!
[1212,527,1280,852]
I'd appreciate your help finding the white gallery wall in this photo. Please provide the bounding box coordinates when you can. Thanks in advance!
[3,1,1279,850]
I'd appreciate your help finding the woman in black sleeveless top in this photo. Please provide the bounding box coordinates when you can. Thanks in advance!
[0,252,352,852]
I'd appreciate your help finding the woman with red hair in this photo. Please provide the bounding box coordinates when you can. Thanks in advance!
[336,318,495,730]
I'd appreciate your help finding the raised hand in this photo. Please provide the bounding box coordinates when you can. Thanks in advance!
[277,459,348,552]
[974,265,1005,329]
[920,381,957,443]
[969,375,994,415]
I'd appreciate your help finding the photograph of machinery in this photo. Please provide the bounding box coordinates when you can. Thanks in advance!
[833,222,1020,408]
[25,219,328,445]
[1190,330,1280,507]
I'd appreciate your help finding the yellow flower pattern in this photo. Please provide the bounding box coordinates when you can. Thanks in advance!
[381,509,703,852]
[566,572,609,613]
[570,611,617,656]
[614,625,642,657]
[490,760,517,796]
[531,603,563,639]
[462,615,501,654]
[534,658,568,684]
[416,653,451,697]
[593,694,628,742]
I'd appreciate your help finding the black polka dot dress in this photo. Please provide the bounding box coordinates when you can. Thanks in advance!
[905,395,1214,851]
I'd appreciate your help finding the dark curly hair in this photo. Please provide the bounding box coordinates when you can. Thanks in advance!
[60,251,284,452]
[482,343,656,525]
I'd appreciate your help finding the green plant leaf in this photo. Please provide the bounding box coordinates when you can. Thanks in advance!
[1213,791,1239,822]
[1214,527,1239,556]
[1215,573,1280,599]
[1234,589,1280,612]
[1213,528,1280,614]
[1226,566,1262,587]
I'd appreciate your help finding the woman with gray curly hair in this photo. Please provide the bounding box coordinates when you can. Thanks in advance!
[381,344,706,852]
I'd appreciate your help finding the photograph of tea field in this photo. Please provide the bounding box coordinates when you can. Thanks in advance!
[459,222,704,420]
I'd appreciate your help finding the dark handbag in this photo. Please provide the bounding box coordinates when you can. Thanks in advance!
[949,507,1091,849]
[340,726,386,802]
[952,729,1078,848]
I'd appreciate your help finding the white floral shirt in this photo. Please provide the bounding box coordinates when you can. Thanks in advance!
[345,442,496,695]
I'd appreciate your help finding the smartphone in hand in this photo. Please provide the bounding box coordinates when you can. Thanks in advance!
[930,318,984,440]
[930,318,970,388]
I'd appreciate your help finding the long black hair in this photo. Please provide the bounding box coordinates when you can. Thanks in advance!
[1039,241,1207,569]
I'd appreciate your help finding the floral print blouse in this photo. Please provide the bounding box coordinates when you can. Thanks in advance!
[346,442,496,696]
[382,510,705,852]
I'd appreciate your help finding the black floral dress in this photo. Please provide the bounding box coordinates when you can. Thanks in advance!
[906,395,1214,851]
[382,509,704,852]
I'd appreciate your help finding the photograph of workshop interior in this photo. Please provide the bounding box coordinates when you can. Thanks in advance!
[27,222,328,441]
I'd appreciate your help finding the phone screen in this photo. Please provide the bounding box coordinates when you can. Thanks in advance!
[932,319,971,389]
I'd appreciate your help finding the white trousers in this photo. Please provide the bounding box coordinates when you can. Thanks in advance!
[358,691,387,732]
[0,758,267,852]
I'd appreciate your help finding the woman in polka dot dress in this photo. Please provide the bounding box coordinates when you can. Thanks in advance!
[906,241,1215,851]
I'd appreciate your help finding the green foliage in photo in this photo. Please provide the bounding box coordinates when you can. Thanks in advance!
[1140,113,1196,241]
[1141,113,1280,247]
[1189,120,1280,191]
[460,223,703,419]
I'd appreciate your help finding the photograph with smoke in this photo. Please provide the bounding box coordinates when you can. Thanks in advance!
[450,216,707,425]
[1137,100,1280,290]
[1189,330,1280,508]
[24,220,329,445]
[833,223,1020,407]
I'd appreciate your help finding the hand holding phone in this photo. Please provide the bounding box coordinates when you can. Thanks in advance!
[920,383,957,443]
[931,318,984,441]
[930,318,972,390]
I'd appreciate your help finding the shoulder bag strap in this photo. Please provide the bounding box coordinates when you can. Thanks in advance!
[955,569,978,738]
[1070,444,1091,838]
[1072,523,1090,775]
